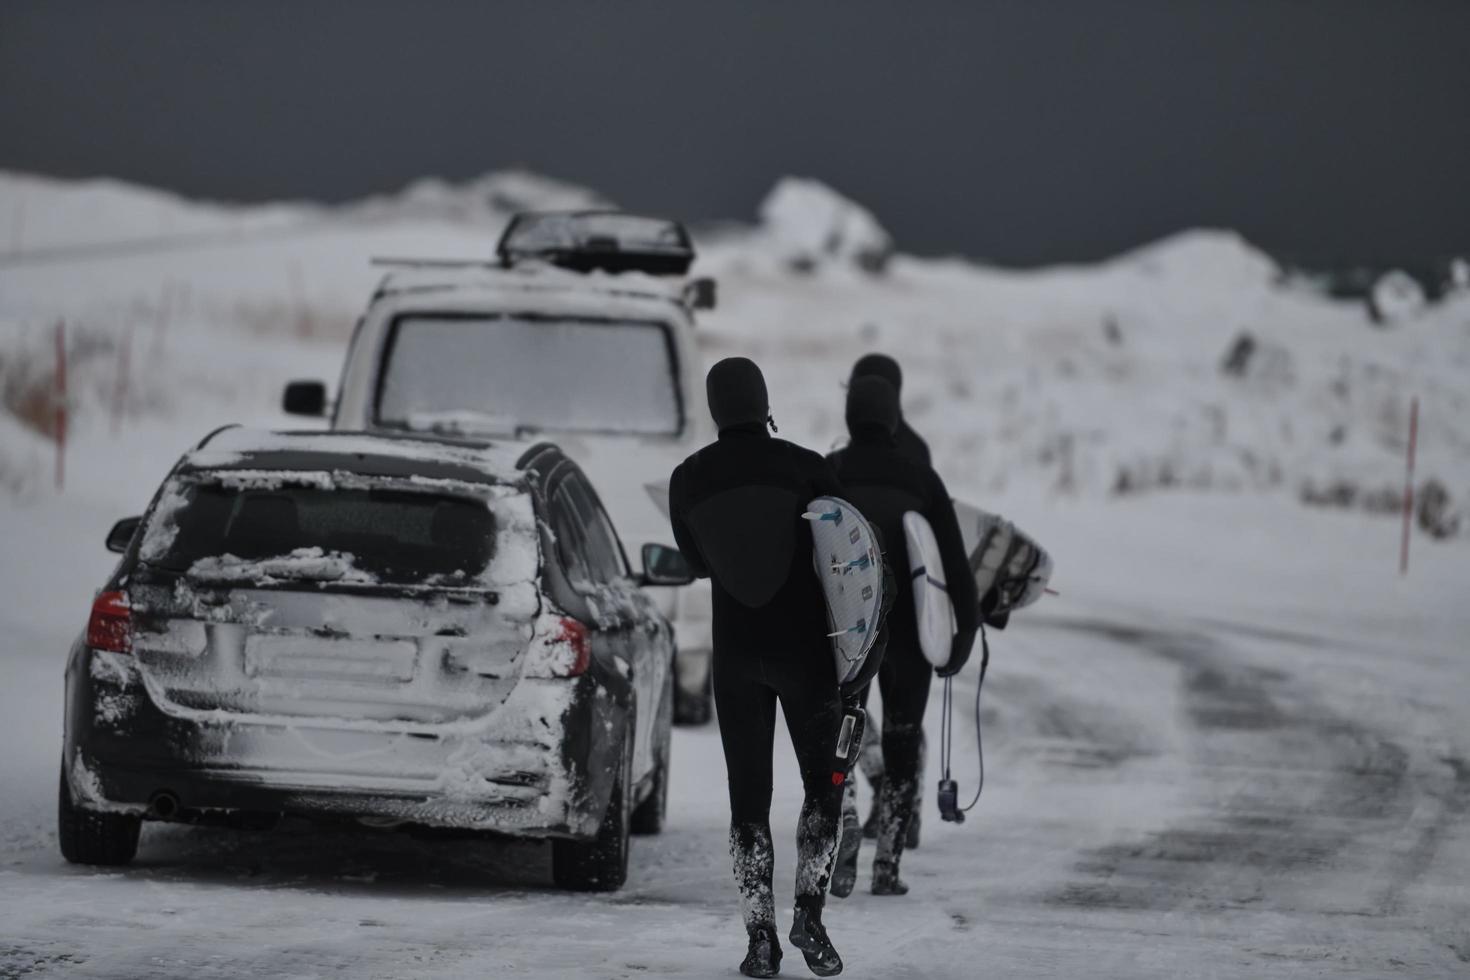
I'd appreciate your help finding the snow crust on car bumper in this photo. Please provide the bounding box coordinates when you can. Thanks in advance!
[69,650,627,838]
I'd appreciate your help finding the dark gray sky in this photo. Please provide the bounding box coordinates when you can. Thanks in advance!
[2,1,1467,267]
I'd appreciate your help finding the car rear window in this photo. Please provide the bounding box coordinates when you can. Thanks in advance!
[142,481,497,586]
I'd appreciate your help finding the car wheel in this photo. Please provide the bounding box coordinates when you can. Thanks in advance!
[57,765,140,866]
[552,730,632,892]
[631,668,673,836]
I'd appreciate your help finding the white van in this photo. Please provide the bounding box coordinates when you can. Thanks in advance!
[284,213,715,722]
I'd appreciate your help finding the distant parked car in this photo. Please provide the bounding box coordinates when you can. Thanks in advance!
[282,211,719,725]
[60,428,692,891]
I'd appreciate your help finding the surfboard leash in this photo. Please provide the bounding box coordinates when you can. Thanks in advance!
[938,623,988,823]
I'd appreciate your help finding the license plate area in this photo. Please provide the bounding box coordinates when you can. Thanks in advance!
[244,635,418,682]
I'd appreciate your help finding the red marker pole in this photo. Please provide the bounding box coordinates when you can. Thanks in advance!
[1400,396,1418,576]
[54,320,67,491]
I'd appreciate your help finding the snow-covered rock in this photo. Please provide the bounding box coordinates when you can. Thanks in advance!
[1443,257,1470,295]
[756,177,893,273]
[1368,269,1428,324]
[1109,228,1280,287]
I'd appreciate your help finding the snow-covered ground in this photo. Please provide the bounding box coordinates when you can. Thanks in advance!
[1,172,1468,978]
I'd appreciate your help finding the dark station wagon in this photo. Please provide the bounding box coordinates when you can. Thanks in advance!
[60,428,692,891]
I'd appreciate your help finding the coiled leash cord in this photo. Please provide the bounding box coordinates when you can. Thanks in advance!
[938,623,988,823]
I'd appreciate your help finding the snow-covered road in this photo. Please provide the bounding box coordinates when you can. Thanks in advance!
[3,491,1467,979]
[3,169,1468,977]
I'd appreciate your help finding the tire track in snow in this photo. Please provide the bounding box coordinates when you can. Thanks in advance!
[1035,618,1463,924]
[982,671,1159,771]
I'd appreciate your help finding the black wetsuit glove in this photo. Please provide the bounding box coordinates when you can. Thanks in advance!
[936,627,977,678]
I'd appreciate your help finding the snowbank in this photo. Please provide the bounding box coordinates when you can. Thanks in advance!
[1,168,1467,539]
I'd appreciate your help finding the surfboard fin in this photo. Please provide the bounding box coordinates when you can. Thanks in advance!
[826,619,868,637]
[803,510,843,523]
[829,554,872,574]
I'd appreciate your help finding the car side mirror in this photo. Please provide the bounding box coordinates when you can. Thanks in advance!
[683,277,717,311]
[639,543,694,586]
[106,516,142,554]
[283,380,328,417]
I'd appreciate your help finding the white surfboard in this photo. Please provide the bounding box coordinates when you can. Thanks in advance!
[902,511,956,667]
[953,500,1054,616]
[804,496,886,686]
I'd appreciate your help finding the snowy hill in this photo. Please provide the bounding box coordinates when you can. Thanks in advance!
[1,169,1467,538]
[0,169,612,257]
[0,171,318,255]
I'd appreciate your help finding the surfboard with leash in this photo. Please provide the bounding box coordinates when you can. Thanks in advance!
[953,500,1055,618]
[901,511,957,668]
[803,496,886,686]
[804,495,889,786]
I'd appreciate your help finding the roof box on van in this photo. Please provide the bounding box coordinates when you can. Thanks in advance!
[496,211,695,277]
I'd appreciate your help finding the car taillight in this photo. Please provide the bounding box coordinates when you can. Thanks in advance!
[86,590,132,654]
[554,617,590,677]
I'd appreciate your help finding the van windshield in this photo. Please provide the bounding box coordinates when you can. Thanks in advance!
[376,314,682,437]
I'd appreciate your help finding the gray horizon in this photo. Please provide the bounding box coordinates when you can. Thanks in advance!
[2,0,1467,269]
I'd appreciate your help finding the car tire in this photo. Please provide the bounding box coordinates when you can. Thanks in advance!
[552,730,632,892]
[57,766,140,866]
[631,668,673,836]
[673,661,713,727]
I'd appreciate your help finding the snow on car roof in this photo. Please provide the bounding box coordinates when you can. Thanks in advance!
[182,428,536,485]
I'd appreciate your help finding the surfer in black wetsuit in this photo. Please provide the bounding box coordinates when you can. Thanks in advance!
[827,375,978,895]
[834,354,931,875]
[668,357,848,978]
[844,353,935,858]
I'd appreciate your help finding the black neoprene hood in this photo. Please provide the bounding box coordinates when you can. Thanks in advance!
[845,375,900,436]
[706,357,770,431]
[850,353,903,393]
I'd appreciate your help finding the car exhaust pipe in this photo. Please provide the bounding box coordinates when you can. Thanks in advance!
[149,791,180,820]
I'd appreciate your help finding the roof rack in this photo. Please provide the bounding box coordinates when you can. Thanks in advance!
[369,257,497,269]
[496,211,695,277]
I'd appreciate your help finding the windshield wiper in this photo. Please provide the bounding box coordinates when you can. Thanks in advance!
[399,411,541,440]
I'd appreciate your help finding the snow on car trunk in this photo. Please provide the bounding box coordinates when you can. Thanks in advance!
[127,469,542,727]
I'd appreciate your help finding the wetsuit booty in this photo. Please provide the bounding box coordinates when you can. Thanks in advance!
[741,923,783,978]
[871,860,910,896]
[789,906,843,977]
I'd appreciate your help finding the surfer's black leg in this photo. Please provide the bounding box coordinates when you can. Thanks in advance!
[872,644,932,890]
[831,779,861,897]
[767,652,844,914]
[715,651,780,935]
[907,732,925,850]
[731,822,777,942]
[766,651,845,976]
[857,684,885,839]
